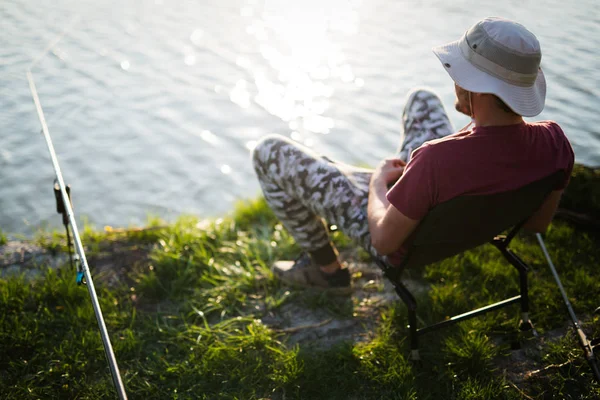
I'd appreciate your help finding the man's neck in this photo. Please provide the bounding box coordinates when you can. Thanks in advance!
[474,114,524,127]
[472,94,524,127]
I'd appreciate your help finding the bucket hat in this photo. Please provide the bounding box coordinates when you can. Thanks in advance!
[433,17,546,117]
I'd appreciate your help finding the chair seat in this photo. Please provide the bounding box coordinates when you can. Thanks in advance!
[397,171,564,273]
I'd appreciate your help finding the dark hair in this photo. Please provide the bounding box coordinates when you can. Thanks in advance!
[495,96,520,116]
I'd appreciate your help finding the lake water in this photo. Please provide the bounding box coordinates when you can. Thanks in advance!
[1,0,598,236]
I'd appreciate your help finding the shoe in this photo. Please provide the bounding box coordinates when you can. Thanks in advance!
[271,253,352,295]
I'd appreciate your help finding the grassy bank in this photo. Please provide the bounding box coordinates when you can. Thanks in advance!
[0,166,599,399]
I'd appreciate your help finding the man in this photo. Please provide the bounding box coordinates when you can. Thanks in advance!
[252,17,574,295]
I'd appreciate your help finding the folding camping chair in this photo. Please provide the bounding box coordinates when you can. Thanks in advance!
[375,171,564,360]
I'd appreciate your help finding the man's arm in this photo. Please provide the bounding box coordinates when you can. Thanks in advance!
[523,190,563,233]
[368,159,420,255]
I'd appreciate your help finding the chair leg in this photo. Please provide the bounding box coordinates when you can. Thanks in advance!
[502,248,537,334]
[391,279,420,360]
[517,267,535,332]
[376,259,422,360]
[407,309,421,361]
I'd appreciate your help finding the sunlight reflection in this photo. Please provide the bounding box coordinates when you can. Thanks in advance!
[195,130,219,145]
[245,140,258,151]
[233,0,362,136]
[246,21,269,41]
[190,29,204,45]
[236,56,251,69]
[241,6,254,17]
[290,131,302,141]
[183,45,196,66]
[303,115,334,134]
[185,55,196,66]
[230,79,251,108]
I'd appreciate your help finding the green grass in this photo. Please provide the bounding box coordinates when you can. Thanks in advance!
[0,198,599,399]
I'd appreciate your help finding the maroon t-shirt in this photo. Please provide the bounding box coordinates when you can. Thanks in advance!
[385,120,574,263]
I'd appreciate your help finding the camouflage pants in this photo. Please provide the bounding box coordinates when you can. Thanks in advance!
[252,88,454,264]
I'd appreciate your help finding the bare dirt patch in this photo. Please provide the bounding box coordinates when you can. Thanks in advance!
[260,256,430,349]
[0,236,152,286]
[0,240,68,279]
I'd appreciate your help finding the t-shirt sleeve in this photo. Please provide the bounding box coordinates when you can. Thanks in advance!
[386,145,437,220]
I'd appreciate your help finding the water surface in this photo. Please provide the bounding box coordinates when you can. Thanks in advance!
[1,0,598,235]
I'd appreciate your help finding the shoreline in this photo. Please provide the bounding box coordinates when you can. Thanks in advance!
[2,164,598,277]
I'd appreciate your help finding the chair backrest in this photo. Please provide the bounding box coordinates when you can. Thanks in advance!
[399,171,564,271]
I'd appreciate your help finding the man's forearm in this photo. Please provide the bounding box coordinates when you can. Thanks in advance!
[367,176,390,250]
[367,159,416,255]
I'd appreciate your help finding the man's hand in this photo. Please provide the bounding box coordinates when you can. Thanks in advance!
[367,157,419,256]
[372,158,406,188]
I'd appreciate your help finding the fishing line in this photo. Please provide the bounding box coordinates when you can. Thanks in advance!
[27,17,128,399]
[28,16,81,71]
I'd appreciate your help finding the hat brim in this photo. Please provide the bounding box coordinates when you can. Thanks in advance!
[432,40,546,117]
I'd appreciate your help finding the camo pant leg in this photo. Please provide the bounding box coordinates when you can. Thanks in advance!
[252,134,379,263]
[396,88,455,162]
[251,89,454,263]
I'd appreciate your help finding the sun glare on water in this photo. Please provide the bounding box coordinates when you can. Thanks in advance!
[234,0,362,147]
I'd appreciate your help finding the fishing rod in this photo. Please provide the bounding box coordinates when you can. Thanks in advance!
[27,71,128,399]
[27,59,128,399]
[536,233,600,383]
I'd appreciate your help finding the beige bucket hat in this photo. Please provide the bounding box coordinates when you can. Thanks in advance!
[433,17,546,117]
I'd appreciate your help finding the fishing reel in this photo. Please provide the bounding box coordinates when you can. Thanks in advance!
[53,180,84,285]
[53,180,71,223]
